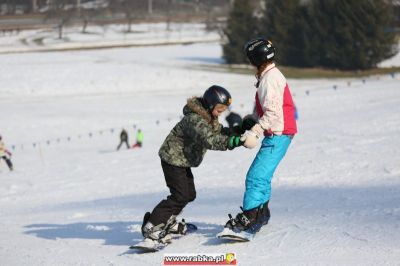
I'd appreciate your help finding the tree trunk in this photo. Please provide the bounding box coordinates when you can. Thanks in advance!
[32,0,37,12]
[148,0,153,15]
[82,19,88,33]
[58,22,63,39]
[128,16,132,33]
[166,0,172,31]
[77,0,81,15]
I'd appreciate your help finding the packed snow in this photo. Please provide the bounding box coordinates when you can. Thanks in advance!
[0,40,400,265]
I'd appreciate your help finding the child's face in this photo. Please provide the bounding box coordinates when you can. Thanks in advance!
[212,104,228,117]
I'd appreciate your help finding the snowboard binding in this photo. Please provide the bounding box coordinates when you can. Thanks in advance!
[141,212,172,243]
[224,202,270,234]
[131,212,198,252]
[140,212,195,243]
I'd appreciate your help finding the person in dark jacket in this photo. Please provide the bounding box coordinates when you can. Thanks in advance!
[116,128,129,150]
[140,85,243,245]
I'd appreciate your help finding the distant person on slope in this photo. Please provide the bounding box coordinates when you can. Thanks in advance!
[132,129,144,148]
[116,128,130,150]
[222,38,297,236]
[0,135,14,171]
[139,85,244,246]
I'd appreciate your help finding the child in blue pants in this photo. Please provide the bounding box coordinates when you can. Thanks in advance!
[224,38,297,234]
[243,135,292,211]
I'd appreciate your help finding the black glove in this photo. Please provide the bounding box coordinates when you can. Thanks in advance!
[232,125,243,135]
[242,114,257,131]
[228,135,243,150]
[222,126,243,135]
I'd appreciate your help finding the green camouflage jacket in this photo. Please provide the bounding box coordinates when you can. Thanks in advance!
[159,97,229,167]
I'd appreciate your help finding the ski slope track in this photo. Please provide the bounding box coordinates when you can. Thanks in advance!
[0,42,399,266]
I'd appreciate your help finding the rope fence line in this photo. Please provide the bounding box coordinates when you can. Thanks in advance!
[8,120,173,152]
[6,72,398,152]
[302,72,397,96]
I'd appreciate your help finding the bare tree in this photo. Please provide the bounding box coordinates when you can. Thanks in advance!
[121,0,135,33]
[43,0,74,39]
[5,0,16,14]
[104,0,135,32]
[79,1,104,33]
[80,8,95,33]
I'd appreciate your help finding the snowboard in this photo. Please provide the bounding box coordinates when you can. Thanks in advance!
[216,227,255,242]
[129,223,197,253]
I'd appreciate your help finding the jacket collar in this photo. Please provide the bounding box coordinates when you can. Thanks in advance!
[260,63,276,78]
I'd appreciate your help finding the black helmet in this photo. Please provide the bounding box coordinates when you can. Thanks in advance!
[202,85,232,111]
[244,38,275,67]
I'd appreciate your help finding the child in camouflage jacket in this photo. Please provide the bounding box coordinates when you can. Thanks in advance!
[141,85,243,243]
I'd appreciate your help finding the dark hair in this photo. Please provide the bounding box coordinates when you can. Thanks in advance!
[256,61,274,79]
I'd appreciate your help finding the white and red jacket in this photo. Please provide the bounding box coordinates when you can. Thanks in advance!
[254,63,297,136]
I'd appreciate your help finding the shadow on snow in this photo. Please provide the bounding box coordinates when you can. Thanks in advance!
[23,184,400,246]
[24,220,223,247]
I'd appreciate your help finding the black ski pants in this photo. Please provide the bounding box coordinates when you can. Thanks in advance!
[1,156,13,170]
[117,139,130,150]
[149,160,196,226]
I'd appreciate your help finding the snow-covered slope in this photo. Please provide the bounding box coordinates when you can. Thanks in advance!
[0,23,219,54]
[0,43,399,266]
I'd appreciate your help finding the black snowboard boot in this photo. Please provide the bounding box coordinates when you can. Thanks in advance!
[141,212,151,237]
[225,201,270,233]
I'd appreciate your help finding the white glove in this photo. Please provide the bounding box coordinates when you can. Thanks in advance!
[240,123,264,149]
[240,124,264,149]
[240,131,259,149]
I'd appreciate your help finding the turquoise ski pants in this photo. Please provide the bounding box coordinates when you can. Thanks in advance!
[243,135,292,211]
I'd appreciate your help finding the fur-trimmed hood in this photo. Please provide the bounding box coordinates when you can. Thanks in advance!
[158,97,229,167]
[183,97,220,129]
